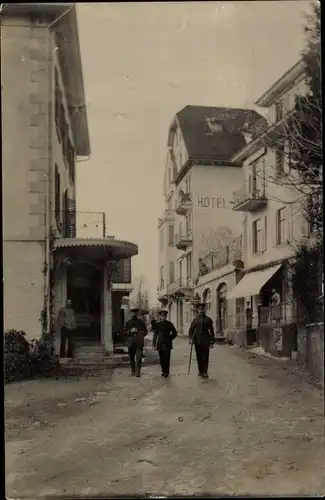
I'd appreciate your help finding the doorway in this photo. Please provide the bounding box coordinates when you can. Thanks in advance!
[67,263,102,342]
[217,283,228,334]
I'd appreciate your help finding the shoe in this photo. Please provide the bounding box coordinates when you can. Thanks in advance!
[135,373,140,378]
[161,373,165,377]
[163,373,169,378]
[198,373,203,377]
[202,373,209,379]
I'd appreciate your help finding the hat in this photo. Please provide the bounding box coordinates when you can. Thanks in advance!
[159,309,168,315]
[130,307,139,313]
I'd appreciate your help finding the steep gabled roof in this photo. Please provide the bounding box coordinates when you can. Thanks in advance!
[175,105,266,163]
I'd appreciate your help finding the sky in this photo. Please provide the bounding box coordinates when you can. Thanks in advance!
[76,1,311,304]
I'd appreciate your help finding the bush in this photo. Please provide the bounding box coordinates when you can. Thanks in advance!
[29,338,60,378]
[4,330,60,383]
[4,330,31,383]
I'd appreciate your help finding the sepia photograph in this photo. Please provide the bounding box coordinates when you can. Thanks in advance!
[2,1,323,497]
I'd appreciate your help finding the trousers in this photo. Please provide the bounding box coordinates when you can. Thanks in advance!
[60,327,74,358]
[128,344,143,375]
[194,344,210,375]
[158,348,171,375]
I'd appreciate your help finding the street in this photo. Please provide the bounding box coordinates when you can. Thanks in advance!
[5,339,325,497]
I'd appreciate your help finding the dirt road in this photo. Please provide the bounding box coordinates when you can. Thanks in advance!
[5,340,324,497]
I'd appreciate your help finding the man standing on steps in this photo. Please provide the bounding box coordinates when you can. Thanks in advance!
[188,302,215,378]
[124,307,148,377]
[152,309,177,378]
[58,299,77,358]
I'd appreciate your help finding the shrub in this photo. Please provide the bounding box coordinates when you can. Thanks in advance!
[29,338,60,378]
[4,330,60,383]
[4,330,31,383]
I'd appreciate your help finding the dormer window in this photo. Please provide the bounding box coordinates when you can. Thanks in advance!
[206,117,223,134]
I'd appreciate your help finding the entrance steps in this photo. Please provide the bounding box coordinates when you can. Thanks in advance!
[59,339,158,373]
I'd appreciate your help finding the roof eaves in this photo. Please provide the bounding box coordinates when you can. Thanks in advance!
[255,59,306,107]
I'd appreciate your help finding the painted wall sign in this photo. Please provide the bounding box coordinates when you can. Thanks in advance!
[197,196,227,208]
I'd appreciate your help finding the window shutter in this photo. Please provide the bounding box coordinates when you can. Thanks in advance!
[67,198,76,237]
[264,216,267,251]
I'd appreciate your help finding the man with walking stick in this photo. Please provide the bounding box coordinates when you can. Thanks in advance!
[188,302,215,378]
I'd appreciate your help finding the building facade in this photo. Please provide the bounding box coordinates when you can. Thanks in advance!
[157,105,265,334]
[228,59,315,350]
[2,3,137,355]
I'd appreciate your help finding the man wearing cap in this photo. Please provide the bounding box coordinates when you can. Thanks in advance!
[152,309,178,378]
[124,308,148,377]
[58,299,77,358]
[188,302,215,378]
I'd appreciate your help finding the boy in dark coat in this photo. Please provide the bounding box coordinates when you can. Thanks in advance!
[152,309,177,377]
[188,302,215,378]
[124,308,148,377]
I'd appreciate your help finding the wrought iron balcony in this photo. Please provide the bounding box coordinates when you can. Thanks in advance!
[53,210,106,239]
[198,236,243,277]
[232,184,267,212]
[175,232,192,250]
[175,191,192,216]
[167,278,193,298]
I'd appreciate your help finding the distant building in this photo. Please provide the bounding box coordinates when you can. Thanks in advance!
[228,60,316,341]
[157,105,265,334]
[2,3,137,355]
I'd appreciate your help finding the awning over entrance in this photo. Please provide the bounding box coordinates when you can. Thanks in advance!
[54,237,138,260]
[228,263,282,299]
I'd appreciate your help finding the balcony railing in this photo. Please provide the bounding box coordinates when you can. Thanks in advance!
[175,232,192,250]
[198,235,242,277]
[53,210,106,239]
[175,192,192,216]
[259,301,324,326]
[167,277,193,295]
[232,184,267,212]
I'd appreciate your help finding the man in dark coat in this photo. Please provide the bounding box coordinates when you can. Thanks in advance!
[188,302,215,378]
[152,309,177,377]
[124,308,148,377]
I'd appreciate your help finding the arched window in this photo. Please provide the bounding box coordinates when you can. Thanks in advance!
[203,288,212,312]
[216,283,228,333]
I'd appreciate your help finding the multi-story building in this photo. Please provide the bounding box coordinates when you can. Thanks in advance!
[157,105,265,334]
[2,3,137,355]
[228,59,314,340]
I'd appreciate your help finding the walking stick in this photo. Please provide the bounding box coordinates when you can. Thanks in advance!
[188,340,194,375]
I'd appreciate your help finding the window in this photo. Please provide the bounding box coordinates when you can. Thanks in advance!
[179,260,182,282]
[185,175,191,194]
[276,208,287,245]
[159,228,164,250]
[275,144,285,178]
[275,100,284,121]
[167,196,172,210]
[186,253,192,280]
[179,151,183,167]
[55,164,61,227]
[169,262,175,283]
[168,224,174,246]
[62,189,69,237]
[252,218,264,253]
[203,288,212,311]
[160,266,164,289]
[67,138,75,183]
[54,69,61,141]
[185,214,191,236]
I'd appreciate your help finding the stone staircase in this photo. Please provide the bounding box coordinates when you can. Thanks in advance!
[59,337,158,374]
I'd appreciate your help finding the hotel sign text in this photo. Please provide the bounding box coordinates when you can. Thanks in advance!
[197,196,227,208]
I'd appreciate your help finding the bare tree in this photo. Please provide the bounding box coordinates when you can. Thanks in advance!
[130,275,149,313]
[249,2,322,236]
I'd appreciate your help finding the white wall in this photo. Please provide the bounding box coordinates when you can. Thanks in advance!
[192,163,244,280]
[266,76,307,124]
